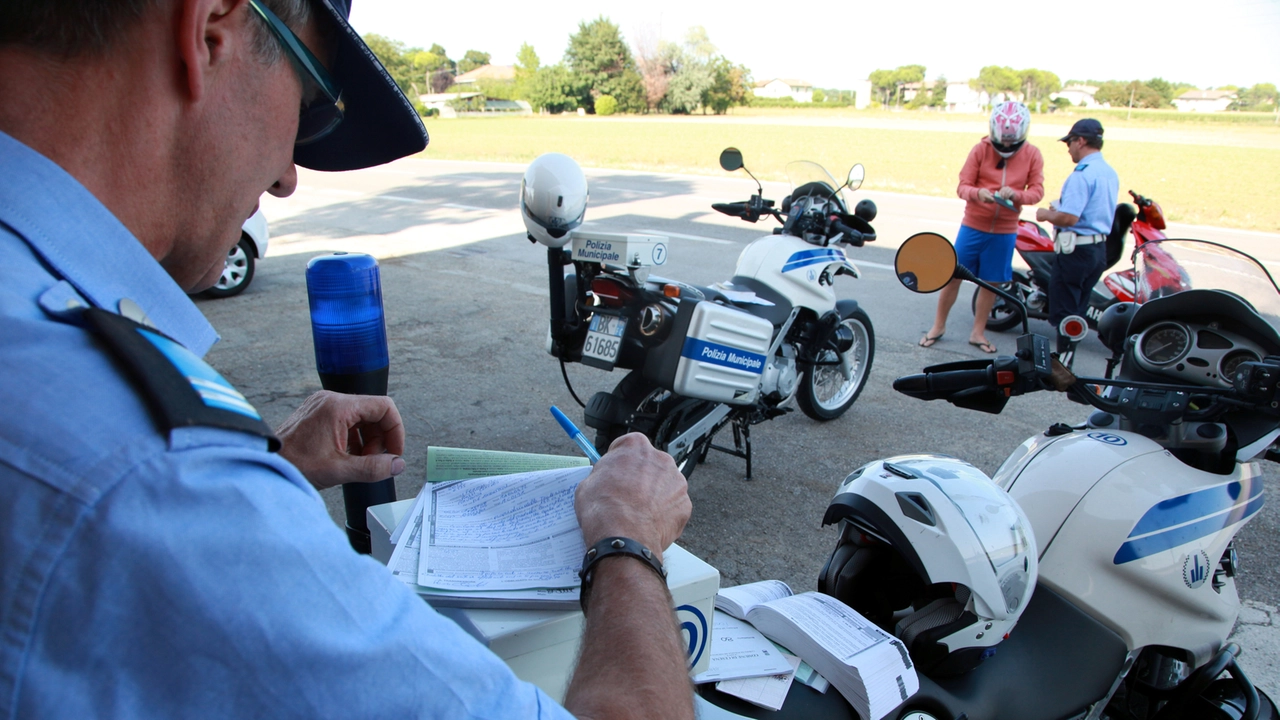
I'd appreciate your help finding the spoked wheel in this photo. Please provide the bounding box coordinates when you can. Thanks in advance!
[202,234,256,299]
[971,272,1029,333]
[796,309,874,421]
[594,370,720,480]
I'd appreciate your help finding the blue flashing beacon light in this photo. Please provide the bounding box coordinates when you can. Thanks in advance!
[307,253,390,386]
[305,253,396,553]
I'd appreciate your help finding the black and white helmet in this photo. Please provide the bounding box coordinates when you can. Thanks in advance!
[521,153,588,248]
[819,454,1038,676]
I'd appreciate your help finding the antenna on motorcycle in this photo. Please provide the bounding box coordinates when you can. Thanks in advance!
[719,147,763,198]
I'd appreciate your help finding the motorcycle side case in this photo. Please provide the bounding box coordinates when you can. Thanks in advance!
[643,298,773,405]
[994,429,1263,666]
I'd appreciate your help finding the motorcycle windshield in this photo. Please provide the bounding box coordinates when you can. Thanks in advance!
[785,161,845,205]
[1134,239,1280,332]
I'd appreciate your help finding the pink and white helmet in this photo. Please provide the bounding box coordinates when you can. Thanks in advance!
[989,101,1030,155]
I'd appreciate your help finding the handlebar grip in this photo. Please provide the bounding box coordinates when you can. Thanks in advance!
[830,218,876,246]
[831,220,865,246]
[894,368,994,400]
[712,202,748,217]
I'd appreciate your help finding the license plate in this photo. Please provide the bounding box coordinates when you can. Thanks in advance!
[582,314,626,369]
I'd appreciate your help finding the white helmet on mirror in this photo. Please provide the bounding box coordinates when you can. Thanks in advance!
[521,153,588,248]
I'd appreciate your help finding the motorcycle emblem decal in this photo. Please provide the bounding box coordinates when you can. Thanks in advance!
[808,269,817,282]
[1114,477,1263,564]
[782,248,845,274]
[1182,550,1212,589]
[1087,432,1127,446]
[652,243,667,265]
[677,604,709,668]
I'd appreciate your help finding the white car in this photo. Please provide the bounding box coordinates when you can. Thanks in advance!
[203,208,269,298]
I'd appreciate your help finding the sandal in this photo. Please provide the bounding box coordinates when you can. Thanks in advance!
[919,333,944,348]
[969,340,997,354]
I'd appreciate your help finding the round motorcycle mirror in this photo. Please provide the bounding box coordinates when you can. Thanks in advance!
[719,147,744,172]
[846,163,865,191]
[895,232,957,293]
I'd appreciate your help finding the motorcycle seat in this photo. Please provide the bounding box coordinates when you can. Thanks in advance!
[1106,203,1137,270]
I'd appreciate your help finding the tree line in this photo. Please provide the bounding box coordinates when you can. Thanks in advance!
[364,17,753,116]
[366,32,1276,117]
[869,64,1278,112]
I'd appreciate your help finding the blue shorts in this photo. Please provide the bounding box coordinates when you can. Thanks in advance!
[954,225,1015,283]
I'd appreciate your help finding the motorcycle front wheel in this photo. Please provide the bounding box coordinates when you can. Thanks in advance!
[795,309,874,421]
[971,272,1030,333]
[593,370,717,479]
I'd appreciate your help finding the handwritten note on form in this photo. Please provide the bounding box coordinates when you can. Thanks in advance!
[417,465,592,591]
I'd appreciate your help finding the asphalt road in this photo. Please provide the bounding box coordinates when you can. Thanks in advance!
[198,157,1280,692]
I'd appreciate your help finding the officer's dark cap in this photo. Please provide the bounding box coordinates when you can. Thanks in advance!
[1059,118,1104,143]
[292,0,428,171]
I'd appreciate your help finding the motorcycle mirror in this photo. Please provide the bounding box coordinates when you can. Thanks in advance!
[719,148,744,172]
[895,232,957,294]
[846,164,865,192]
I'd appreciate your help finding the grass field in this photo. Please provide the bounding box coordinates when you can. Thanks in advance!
[416,113,1280,232]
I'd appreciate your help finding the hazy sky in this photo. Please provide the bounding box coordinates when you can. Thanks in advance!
[349,0,1280,90]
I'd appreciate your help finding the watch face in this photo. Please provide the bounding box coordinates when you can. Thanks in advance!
[900,714,937,720]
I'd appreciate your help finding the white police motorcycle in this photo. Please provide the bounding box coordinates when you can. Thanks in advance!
[523,149,878,479]
[702,234,1279,719]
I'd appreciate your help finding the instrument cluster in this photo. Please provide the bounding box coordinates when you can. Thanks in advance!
[1134,321,1266,388]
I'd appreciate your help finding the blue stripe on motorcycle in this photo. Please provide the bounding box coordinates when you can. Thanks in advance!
[1128,478,1262,538]
[782,248,846,274]
[680,338,766,374]
[1113,493,1264,565]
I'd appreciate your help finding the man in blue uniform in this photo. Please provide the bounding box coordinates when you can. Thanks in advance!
[0,2,693,718]
[1036,118,1120,369]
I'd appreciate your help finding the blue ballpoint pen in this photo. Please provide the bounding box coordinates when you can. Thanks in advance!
[550,406,602,464]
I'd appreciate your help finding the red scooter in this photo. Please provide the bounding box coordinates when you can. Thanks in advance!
[974,191,1173,331]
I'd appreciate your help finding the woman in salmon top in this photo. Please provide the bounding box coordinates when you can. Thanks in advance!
[920,101,1044,354]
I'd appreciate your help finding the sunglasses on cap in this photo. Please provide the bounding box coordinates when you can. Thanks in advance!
[248,0,345,145]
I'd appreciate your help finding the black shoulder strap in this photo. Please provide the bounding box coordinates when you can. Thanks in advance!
[82,307,280,451]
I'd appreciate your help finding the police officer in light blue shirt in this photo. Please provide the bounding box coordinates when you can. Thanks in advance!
[0,1,693,718]
[1036,118,1120,369]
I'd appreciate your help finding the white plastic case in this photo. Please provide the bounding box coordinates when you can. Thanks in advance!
[569,230,668,267]
[672,302,774,404]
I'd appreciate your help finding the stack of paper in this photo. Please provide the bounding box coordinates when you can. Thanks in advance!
[691,611,794,684]
[715,579,793,617]
[744,592,918,720]
[387,461,592,609]
[714,653,801,711]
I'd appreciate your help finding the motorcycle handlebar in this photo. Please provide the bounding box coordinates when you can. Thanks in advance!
[830,218,875,246]
[894,367,994,401]
[712,199,781,224]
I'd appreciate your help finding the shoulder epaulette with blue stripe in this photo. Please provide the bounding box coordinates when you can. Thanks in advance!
[82,307,279,450]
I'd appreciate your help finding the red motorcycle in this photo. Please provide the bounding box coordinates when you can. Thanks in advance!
[975,191,1175,331]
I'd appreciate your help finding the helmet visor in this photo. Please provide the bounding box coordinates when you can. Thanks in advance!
[921,468,1031,573]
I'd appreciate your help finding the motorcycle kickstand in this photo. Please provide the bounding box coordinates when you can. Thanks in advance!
[708,417,753,481]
